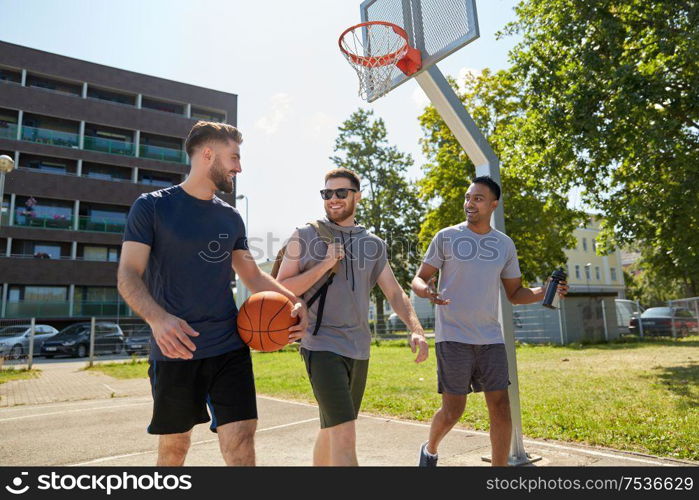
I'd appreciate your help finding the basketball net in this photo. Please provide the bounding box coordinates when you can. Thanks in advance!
[339,21,422,101]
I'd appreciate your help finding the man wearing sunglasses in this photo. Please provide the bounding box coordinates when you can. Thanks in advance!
[276,167,429,466]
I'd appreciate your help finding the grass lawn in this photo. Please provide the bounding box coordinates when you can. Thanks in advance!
[0,367,40,384]
[90,336,698,460]
[84,357,149,379]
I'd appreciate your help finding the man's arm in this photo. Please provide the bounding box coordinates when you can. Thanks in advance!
[411,262,451,305]
[117,241,199,359]
[276,230,344,296]
[232,249,309,341]
[377,263,428,363]
[501,277,569,305]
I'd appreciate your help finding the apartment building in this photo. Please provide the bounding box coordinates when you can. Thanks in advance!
[0,41,237,327]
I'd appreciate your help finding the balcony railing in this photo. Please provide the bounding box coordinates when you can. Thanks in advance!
[77,215,126,233]
[73,301,131,317]
[4,301,71,318]
[83,135,135,156]
[1,254,119,262]
[11,214,126,234]
[0,123,18,140]
[13,213,73,230]
[3,301,133,319]
[21,125,80,148]
[139,144,187,164]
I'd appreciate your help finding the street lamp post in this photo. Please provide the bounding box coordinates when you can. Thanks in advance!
[235,194,248,231]
[0,155,15,228]
[234,193,250,303]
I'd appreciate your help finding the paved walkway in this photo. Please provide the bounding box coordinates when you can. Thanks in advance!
[0,359,695,467]
[0,358,149,407]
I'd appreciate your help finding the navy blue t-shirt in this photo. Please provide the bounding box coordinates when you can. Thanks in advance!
[123,185,247,361]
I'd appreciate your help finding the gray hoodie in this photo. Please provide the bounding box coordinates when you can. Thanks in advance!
[296,218,387,360]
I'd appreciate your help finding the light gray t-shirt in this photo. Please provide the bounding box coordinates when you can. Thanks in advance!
[296,218,387,360]
[423,223,521,345]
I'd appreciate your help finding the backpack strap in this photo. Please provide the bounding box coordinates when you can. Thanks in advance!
[308,220,341,275]
[270,220,340,336]
[305,220,341,335]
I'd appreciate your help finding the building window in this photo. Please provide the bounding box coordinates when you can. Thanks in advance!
[83,246,119,262]
[611,268,617,281]
[26,73,81,96]
[585,266,591,280]
[83,162,131,182]
[0,66,22,84]
[33,244,61,259]
[87,86,136,106]
[141,96,184,115]
[595,266,600,280]
[11,285,69,302]
[575,265,581,279]
[592,240,596,252]
[582,238,588,252]
[191,107,225,122]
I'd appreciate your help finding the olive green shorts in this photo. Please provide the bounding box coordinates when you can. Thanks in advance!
[300,348,369,429]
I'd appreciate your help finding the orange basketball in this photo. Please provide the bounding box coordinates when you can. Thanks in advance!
[237,291,298,352]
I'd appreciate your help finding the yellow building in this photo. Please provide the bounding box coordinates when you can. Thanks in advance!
[564,217,625,298]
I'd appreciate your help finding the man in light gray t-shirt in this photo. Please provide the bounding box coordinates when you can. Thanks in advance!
[423,223,522,345]
[277,167,429,467]
[412,176,568,467]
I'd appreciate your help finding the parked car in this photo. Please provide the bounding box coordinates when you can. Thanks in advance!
[387,313,406,334]
[40,322,125,358]
[615,299,643,335]
[0,324,59,359]
[629,307,699,337]
[125,326,152,355]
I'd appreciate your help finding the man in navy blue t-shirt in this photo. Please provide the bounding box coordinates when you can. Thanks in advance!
[118,121,308,466]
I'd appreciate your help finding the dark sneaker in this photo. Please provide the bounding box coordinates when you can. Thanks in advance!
[418,442,438,467]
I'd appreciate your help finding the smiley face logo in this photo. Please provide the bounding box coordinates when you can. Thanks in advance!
[199,234,231,263]
[5,472,29,495]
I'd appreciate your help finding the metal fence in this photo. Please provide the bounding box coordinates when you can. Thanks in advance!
[369,312,435,339]
[0,318,39,370]
[667,296,699,339]
[0,317,151,372]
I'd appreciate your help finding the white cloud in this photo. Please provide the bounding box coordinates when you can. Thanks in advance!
[412,86,430,109]
[254,93,292,134]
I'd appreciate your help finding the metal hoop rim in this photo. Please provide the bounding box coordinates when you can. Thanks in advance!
[338,21,411,68]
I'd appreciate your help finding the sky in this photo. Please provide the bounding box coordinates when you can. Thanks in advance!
[0,0,524,260]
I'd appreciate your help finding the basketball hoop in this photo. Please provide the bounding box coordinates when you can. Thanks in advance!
[339,21,422,101]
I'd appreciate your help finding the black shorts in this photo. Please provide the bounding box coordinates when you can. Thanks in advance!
[147,347,257,435]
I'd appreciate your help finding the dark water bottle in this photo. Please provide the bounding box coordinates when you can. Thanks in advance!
[542,268,567,309]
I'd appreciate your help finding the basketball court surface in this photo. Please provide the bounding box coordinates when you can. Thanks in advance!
[0,360,692,467]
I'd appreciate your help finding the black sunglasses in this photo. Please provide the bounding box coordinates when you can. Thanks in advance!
[320,188,358,200]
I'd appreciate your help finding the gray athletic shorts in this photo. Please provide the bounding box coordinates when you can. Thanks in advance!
[436,342,510,395]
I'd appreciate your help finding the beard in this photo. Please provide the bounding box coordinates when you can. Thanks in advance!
[208,156,233,193]
[325,197,356,224]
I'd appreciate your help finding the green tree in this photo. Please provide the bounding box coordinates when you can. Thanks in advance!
[418,69,582,283]
[501,0,699,295]
[624,262,695,307]
[331,108,424,330]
